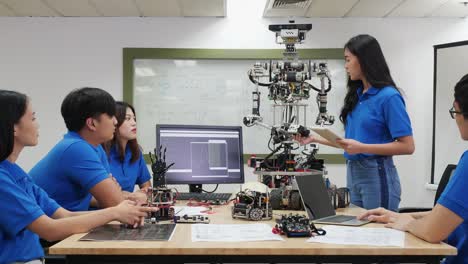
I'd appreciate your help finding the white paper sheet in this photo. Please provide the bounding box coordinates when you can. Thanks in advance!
[307,225,405,247]
[192,224,284,242]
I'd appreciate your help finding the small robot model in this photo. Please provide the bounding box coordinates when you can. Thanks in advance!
[146,146,176,222]
[231,185,272,221]
[146,186,176,222]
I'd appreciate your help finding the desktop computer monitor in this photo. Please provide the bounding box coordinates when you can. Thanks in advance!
[156,124,245,192]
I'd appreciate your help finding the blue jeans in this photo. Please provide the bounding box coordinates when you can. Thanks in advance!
[346,156,401,211]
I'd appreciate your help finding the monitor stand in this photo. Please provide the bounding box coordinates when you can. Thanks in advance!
[189,184,203,193]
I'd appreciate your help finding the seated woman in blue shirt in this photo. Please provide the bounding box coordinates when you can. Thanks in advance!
[358,73,468,264]
[296,34,415,211]
[0,90,157,263]
[104,102,151,193]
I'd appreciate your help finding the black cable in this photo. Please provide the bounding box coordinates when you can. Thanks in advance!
[248,70,273,87]
[290,115,296,124]
[244,121,255,127]
[307,82,322,93]
[263,144,283,169]
[307,76,331,93]
[202,184,219,193]
[268,136,274,151]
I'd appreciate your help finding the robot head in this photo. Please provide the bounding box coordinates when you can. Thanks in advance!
[268,22,312,45]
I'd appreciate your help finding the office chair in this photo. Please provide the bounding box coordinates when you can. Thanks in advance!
[398,164,457,213]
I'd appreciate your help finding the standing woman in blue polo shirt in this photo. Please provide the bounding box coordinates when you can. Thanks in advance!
[104,102,151,193]
[0,90,156,263]
[297,34,414,211]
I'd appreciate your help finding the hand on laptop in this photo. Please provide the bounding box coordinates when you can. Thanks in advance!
[358,207,416,231]
[358,207,398,223]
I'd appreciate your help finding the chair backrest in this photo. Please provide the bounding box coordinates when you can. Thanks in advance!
[434,164,457,206]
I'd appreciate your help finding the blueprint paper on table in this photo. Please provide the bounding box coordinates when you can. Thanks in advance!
[192,223,284,242]
[307,225,405,247]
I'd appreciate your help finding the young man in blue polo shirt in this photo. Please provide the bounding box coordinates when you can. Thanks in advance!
[358,73,468,264]
[30,87,146,211]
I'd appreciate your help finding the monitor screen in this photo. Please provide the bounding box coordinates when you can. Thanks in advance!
[156,124,245,185]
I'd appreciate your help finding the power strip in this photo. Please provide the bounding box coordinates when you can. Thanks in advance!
[173,214,210,224]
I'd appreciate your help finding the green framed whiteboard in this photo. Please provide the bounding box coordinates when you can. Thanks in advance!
[122,48,346,164]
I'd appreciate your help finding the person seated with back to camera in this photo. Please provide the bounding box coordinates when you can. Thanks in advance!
[358,73,468,264]
[30,87,147,212]
[0,90,157,264]
[103,101,152,194]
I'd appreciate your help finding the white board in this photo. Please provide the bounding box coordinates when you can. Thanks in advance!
[133,59,347,154]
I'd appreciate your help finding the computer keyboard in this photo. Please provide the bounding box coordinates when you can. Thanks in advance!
[176,192,233,201]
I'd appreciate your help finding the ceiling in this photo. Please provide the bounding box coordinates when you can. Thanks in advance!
[0,0,227,17]
[265,0,468,18]
[0,0,466,18]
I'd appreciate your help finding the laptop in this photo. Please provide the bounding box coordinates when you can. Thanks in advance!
[295,174,370,226]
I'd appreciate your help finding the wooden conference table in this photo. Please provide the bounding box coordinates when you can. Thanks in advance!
[50,204,456,264]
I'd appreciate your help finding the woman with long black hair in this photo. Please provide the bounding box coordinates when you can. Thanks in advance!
[103,101,151,193]
[297,34,415,211]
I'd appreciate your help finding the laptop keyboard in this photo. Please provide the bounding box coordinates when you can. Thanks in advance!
[176,192,232,201]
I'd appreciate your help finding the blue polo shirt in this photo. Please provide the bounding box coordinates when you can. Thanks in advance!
[438,151,468,264]
[109,145,151,192]
[344,86,413,160]
[30,131,110,212]
[0,160,60,263]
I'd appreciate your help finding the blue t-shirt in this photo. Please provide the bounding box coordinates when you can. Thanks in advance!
[437,151,468,264]
[344,86,413,160]
[109,145,151,192]
[30,131,111,211]
[0,160,60,263]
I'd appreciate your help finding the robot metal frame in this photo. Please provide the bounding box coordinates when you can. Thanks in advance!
[243,21,336,210]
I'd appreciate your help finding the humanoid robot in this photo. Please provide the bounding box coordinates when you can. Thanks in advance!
[243,21,335,210]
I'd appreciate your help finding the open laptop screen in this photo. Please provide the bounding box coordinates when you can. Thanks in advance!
[295,175,336,220]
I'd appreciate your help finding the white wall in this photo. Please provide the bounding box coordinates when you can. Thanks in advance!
[1,0,467,207]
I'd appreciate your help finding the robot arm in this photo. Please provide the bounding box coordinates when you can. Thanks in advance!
[306,63,334,126]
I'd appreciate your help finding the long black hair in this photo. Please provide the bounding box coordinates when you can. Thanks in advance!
[340,34,399,125]
[454,73,468,119]
[103,102,140,164]
[0,90,28,161]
